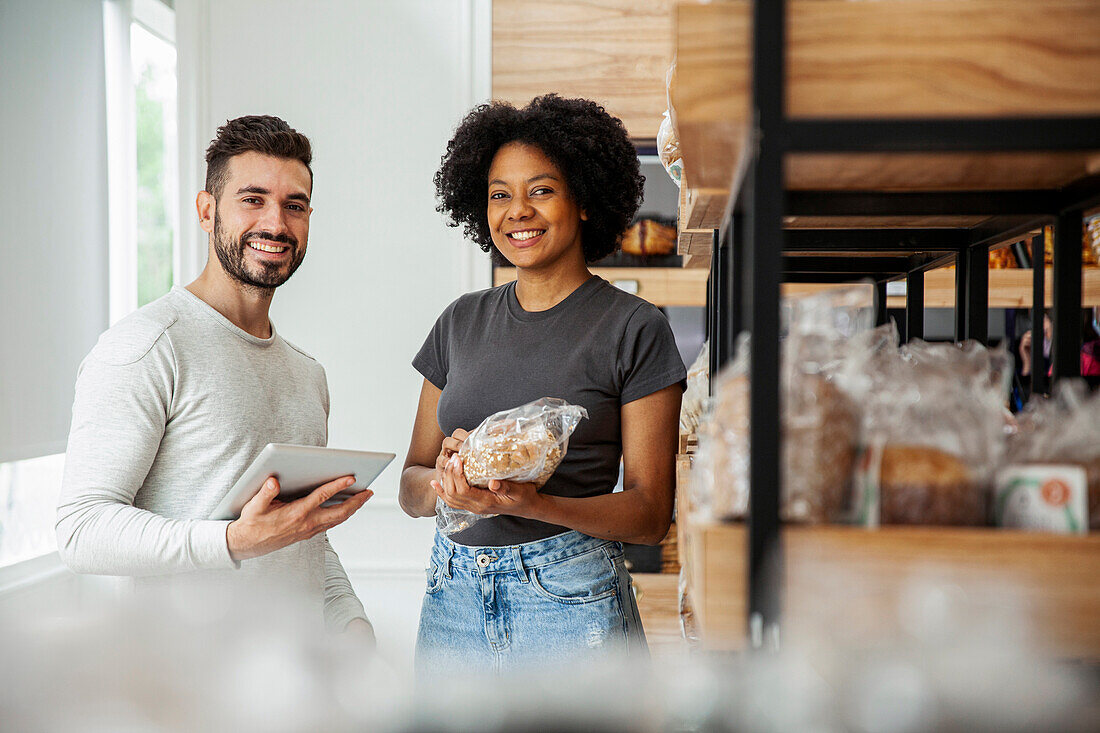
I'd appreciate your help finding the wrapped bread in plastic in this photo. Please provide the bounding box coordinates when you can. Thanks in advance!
[878,445,984,525]
[679,342,710,436]
[701,367,858,524]
[657,110,682,187]
[692,287,871,524]
[436,398,587,535]
[462,420,562,488]
[658,56,683,187]
[1009,381,1100,529]
[853,335,1011,526]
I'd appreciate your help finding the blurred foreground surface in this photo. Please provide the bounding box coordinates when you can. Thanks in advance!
[1,571,1097,733]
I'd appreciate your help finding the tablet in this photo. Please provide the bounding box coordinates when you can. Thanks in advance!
[209,444,395,520]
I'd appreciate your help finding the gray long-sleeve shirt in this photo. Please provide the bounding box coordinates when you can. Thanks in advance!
[56,286,368,632]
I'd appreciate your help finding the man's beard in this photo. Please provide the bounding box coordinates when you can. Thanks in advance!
[212,211,305,290]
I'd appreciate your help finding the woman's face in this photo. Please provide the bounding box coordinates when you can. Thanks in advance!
[486,142,587,270]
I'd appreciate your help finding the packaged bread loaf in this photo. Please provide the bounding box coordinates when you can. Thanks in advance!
[876,445,984,526]
[435,398,588,535]
[691,287,871,524]
[1009,381,1100,530]
[852,335,1011,526]
[702,369,857,523]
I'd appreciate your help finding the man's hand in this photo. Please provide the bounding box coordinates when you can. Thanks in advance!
[431,455,542,519]
[226,475,372,562]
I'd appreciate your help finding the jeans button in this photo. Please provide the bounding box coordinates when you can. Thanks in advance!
[477,554,490,568]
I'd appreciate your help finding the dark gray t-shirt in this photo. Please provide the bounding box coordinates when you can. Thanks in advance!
[413,276,686,546]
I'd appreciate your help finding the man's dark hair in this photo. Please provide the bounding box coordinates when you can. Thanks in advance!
[434,94,643,263]
[204,115,313,200]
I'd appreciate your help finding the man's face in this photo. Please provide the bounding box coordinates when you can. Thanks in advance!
[204,151,313,290]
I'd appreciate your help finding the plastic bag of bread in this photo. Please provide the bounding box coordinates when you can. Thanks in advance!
[852,333,1012,526]
[435,397,588,536]
[658,56,683,187]
[680,342,710,435]
[691,287,872,524]
[1008,380,1100,530]
[657,110,682,187]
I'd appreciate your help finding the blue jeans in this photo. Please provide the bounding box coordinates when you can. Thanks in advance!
[415,530,648,673]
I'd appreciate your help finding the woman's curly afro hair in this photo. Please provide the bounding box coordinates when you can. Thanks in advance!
[434,94,644,263]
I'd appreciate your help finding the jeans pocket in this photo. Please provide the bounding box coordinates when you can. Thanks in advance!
[529,547,619,604]
[425,560,446,595]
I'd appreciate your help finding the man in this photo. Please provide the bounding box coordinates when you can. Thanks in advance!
[56,116,373,636]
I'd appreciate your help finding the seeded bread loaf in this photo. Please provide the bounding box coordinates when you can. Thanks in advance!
[461,420,562,488]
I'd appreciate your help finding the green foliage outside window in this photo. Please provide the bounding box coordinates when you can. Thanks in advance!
[135,63,173,307]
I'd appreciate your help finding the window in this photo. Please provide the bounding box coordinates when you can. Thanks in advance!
[106,0,179,323]
[0,0,177,569]
[132,20,178,307]
[0,455,66,567]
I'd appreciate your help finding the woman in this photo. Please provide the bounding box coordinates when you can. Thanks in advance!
[399,95,685,672]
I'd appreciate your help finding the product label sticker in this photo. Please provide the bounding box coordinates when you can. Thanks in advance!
[994,464,1088,535]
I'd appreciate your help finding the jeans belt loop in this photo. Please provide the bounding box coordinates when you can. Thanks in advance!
[511,546,529,583]
[444,543,454,579]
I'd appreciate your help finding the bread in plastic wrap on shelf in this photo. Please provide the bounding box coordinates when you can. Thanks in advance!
[679,342,710,435]
[877,445,983,526]
[691,286,871,524]
[1009,381,1100,529]
[854,333,1012,526]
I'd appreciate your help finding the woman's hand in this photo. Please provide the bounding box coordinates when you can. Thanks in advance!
[431,454,541,518]
[435,428,469,485]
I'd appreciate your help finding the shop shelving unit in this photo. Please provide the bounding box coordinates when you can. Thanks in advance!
[675,0,1100,651]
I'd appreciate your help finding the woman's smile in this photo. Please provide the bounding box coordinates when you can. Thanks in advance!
[506,228,547,247]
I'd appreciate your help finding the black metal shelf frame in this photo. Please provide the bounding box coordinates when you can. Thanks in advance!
[705,0,1100,648]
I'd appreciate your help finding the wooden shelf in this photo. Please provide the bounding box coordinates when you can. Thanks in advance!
[493,266,708,307]
[555,265,1086,307]
[492,0,675,139]
[672,0,1100,194]
[885,267,1100,309]
[679,518,1100,658]
[631,573,688,659]
[676,450,1100,657]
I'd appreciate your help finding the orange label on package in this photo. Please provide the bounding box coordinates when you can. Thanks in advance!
[1041,479,1071,507]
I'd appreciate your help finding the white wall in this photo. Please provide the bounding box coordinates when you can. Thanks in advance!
[0,0,110,463]
[175,0,492,662]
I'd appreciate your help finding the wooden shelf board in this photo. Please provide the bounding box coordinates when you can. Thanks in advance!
[631,573,688,659]
[679,519,1100,657]
[682,252,711,270]
[494,266,708,307]
[785,215,993,230]
[492,0,675,140]
[677,228,715,256]
[681,186,729,230]
[885,267,1100,309]
[678,191,999,242]
[674,0,1100,191]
